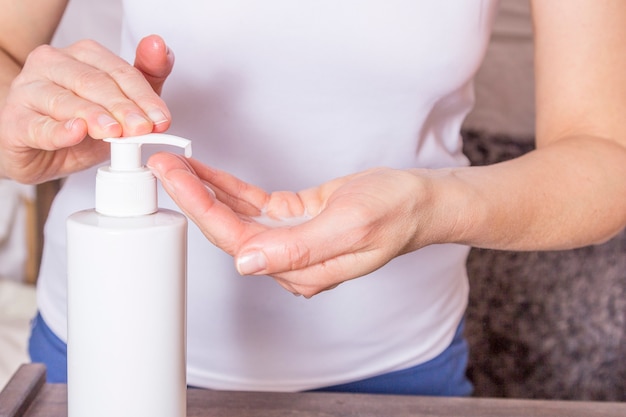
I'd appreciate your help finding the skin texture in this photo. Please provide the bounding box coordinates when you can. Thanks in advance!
[1,1,626,297]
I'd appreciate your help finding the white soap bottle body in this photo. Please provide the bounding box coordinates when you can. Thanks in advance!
[67,208,187,417]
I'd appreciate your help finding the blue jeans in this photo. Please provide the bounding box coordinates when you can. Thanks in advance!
[311,317,472,396]
[28,313,68,383]
[29,312,471,396]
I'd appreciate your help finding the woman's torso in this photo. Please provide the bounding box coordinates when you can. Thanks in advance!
[39,0,498,391]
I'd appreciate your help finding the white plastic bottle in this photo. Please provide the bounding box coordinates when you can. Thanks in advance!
[67,134,192,417]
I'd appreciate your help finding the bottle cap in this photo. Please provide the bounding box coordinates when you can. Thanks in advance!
[95,134,192,217]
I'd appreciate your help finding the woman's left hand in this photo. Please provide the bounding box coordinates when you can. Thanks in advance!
[148,153,439,297]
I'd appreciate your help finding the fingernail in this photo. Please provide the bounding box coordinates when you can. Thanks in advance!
[148,109,169,127]
[166,46,175,63]
[149,165,163,181]
[125,112,151,130]
[236,251,268,275]
[203,182,216,198]
[97,114,119,130]
[160,168,197,199]
[65,118,79,131]
[160,171,180,198]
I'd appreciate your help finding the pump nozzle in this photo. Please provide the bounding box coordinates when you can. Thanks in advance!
[106,134,193,171]
[96,134,193,217]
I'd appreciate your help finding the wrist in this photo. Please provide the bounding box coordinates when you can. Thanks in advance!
[405,167,484,249]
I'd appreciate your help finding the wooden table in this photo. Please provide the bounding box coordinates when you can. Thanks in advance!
[2,364,625,417]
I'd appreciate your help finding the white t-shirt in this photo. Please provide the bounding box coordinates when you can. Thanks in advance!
[38,0,499,391]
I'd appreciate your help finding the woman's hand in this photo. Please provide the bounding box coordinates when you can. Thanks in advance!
[0,35,174,184]
[148,153,440,298]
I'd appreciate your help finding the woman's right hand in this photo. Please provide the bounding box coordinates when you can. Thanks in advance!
[0,34,174,184]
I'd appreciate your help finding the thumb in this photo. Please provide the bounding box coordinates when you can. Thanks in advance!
[134,34,175,95]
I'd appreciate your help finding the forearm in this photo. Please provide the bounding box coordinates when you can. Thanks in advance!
[0,0,68,179]
[0,50,22,179]
[419,135,626,251]
[0,50,21,108]
[0,0,67,103]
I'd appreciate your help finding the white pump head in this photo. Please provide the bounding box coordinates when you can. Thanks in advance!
[95,134,192,217]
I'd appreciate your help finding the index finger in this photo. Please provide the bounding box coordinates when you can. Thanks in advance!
[36,40,168,136]
[66,40,170,131]
[148,153,266,255]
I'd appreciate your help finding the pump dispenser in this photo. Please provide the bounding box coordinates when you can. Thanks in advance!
[67,134,191,417]
[96,134,192,217]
